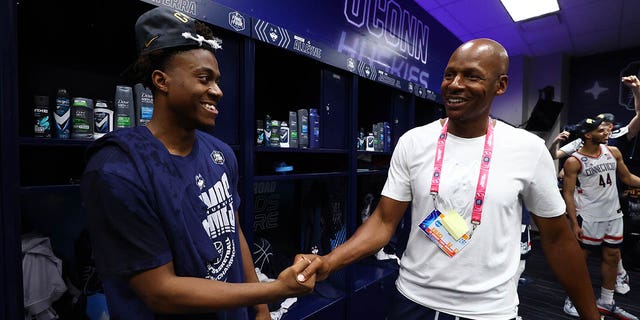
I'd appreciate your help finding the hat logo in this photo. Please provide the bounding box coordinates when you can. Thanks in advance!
[144,35,159,48]
[173,11,190,24]
[228,12,245,31]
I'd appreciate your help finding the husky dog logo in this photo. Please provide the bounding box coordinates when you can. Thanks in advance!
[210,151,225,164]
[195,173,205,190]
[364,65,371,77]
[269,28,279,42]
[228,11,245,32]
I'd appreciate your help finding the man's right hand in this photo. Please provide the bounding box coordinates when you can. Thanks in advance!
[622,75,640,90]
[554,131,570,144]
[294,253,331,283]
[275,256,316,297]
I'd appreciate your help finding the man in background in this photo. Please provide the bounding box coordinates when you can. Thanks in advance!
[562,117,640,319]
[550,75,640,296]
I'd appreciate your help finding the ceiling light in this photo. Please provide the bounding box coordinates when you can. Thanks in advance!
[500,0,560,22]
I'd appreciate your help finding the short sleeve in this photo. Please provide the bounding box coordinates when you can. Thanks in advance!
[81,146,172,277]
[381,134,413,202]
[521,147,566,218]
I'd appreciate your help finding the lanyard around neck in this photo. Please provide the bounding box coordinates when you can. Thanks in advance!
[429,117,495,226]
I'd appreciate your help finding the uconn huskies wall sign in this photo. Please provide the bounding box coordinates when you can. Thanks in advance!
[214,0,460,90]
[143,0,251,36]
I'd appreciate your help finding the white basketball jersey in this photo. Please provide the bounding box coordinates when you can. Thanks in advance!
[571,144,622,221]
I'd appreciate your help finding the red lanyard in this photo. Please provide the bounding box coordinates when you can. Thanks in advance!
[430,118,495,227]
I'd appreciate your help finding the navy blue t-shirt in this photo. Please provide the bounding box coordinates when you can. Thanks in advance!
[82,127,247,320]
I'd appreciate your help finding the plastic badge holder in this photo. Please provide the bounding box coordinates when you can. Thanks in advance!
[440,211,469,240]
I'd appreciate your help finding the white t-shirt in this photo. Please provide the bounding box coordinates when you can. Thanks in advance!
[382,119,565,319]
[571,145,622,222]
[560,125,629,155]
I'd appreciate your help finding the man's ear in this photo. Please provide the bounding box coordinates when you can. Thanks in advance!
[495,74,508,96]
[152,70,169,93]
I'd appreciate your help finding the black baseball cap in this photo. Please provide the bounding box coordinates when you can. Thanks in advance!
[122,6,221,79]
[134,6,221,55]
[578,117,604,136]
[596,113,615,123]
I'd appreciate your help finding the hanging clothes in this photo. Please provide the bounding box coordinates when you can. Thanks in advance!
[22,234,67,320]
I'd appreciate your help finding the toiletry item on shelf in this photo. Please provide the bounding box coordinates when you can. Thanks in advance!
[297,109,309,148]
[33,95,51,138]
[93,100,114,139]
[309,108,319,148]
[134,83,154,126]
[288,111,298,148]
[279,121,290,148]
[71,97,94,140]
[114,85,134,129]
[53,89,71,139]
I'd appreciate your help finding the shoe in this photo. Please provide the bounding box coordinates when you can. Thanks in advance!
[564,297,579,317]
[597,299,639,320]
[616,272,631,295]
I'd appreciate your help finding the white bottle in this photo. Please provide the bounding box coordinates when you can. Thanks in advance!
[280,121,290,148]
[365,132,375,151]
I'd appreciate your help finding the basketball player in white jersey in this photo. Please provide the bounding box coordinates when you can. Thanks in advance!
[562,117,640,319]
[552,75,640,297]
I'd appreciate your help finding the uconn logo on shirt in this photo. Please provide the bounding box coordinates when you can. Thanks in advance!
[198,172,237,280]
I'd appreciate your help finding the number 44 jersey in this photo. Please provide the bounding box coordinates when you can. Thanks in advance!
[571,144,623,222]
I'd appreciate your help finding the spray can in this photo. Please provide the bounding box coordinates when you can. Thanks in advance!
[264,114,272,147]
[357,127,365,150]
[71,97,94,140]
[256,119,265,145]
[383,121,391,152]
[309,108,320,148]
[93,100,114,139]
[297,109,309,148]
[114,85,134,129]
[375,122,383,151]
[53,89,71,139]
[33,95,51,138]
